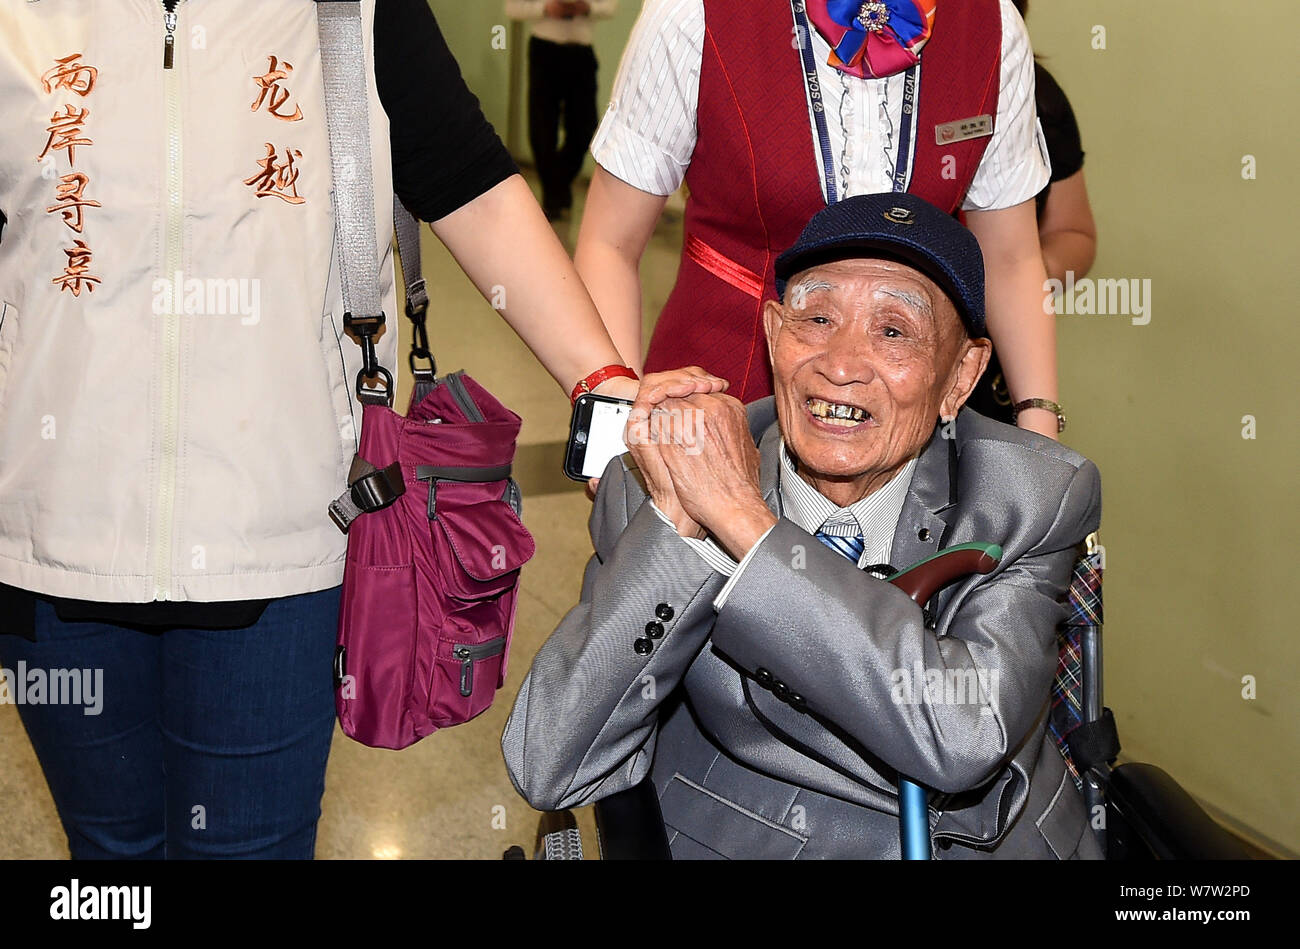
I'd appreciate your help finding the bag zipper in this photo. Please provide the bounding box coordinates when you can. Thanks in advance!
[444,372,484,423]
[453,637,505,697]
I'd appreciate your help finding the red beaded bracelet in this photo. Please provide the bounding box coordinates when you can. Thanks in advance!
[570,364,639,404]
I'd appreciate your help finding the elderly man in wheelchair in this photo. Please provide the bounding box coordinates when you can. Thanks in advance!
[501,193,1250,861]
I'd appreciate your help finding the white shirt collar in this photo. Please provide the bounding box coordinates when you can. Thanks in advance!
[778,441,918,567]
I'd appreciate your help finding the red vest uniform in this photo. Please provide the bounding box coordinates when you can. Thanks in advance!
[643,0,1003,402]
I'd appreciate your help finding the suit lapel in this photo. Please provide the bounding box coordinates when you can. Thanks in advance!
[757,416,784,516]
[889,421,958,572]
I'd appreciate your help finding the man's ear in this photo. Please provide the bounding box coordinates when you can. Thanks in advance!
[939,337,993,419]
[762,299,784,367]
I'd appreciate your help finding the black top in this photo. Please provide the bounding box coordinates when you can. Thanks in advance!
[0,0,518,637]
[1033,62,1085,217]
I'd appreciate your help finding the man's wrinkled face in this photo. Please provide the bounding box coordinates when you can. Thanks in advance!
[764,257,990,504]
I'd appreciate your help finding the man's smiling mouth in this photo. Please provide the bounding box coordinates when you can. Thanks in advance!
[806,397,872,428]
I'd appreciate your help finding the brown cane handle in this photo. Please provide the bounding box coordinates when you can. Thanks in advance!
[887,542,1003,605]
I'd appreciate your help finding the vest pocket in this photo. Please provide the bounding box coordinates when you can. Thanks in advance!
[0,301,18,412]
[318,308,358,473]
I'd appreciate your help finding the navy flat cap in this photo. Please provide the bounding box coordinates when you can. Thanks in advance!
[774,193,987,338]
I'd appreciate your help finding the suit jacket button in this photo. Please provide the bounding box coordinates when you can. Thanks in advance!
[789,693,806,709]
[655,603,674,621]
[772,681,790,702]
[755,667,773,687]
[645,620,665,639]
[633,637,653,655]
[936,839,952,851]
[918,527,932,542]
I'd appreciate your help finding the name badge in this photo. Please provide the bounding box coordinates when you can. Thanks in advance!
[934,115,994,146]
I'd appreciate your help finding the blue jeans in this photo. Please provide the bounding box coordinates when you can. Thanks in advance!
[0,587,340,859]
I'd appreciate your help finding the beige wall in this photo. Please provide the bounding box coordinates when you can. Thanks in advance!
[430,1,1299,853]
[1025,0,1298,853]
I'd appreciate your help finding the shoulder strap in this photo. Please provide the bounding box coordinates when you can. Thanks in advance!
[393,195,435,386]
[318,1,435,405]
[317,0,392,405]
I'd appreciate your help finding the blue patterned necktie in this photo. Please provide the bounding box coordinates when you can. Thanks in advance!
[815,528,865,565]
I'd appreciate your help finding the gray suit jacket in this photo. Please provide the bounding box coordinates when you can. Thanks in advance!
[502,401,1103,859]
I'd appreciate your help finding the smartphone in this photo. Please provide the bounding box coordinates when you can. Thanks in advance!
[564,393,634,482]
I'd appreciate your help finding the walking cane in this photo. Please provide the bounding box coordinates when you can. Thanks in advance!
[885,541,1002,859]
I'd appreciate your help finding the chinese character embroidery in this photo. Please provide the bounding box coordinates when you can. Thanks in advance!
[245,54,307,206]
[39,53,103,295]
[44,173,102,234]
[51,239,102,297]
[243,142,305,204]
[37,104,93,166]
[40,52,98,97]
[250,55,303,122]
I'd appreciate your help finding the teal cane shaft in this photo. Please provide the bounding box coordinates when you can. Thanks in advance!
[899,778,930,859]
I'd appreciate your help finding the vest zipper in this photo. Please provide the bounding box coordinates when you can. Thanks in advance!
[153,0,184,599]
[162,9,177,68]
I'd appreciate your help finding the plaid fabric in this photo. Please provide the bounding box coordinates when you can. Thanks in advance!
[1049,551,1104,790]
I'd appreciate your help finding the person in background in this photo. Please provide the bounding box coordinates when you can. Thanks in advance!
[506,0,618,220]
[1014,0,1096,284]
[575,0,1068,440]
[0,0,672,860]
[968,0,1096,423]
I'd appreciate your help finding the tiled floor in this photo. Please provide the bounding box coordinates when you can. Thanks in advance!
[0,174,681,859]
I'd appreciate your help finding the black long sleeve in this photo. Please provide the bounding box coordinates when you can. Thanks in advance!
[375,0,520,221]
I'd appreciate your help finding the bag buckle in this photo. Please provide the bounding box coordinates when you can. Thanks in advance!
[405,289,436,382]
[344,310,394,406]
[328,460,405,533]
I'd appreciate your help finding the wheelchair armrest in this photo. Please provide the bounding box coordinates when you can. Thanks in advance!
[593,781,673,860]
[1107,763,1257,860]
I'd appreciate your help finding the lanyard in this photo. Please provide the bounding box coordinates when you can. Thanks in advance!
[790,0,920,203]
